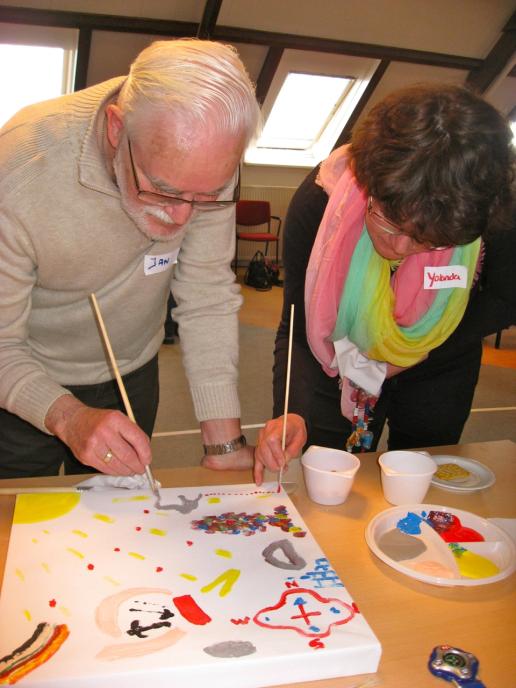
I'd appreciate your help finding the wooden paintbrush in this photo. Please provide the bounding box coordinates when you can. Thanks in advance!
[90,293,161,502]
[278,303,295,492]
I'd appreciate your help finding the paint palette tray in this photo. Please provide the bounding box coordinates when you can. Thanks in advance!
[365,504,516,587]
[0,484,381,687]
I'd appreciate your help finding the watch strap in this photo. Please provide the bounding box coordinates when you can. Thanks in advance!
[203,434,247,456]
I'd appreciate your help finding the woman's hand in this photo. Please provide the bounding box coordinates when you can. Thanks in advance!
[254,413,307,485]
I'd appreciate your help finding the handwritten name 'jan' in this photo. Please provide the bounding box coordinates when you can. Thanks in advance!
[424,265,467,290]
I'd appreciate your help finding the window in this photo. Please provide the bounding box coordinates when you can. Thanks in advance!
[0,23,77,127]
[245,50,379,168]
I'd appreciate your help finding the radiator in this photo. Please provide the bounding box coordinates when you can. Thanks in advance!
[237,185,297,264]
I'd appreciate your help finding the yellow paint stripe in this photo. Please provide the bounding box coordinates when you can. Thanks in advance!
[72,529,88,538]
[104,576,121,586]
[208,497,220,503]
[59,606,71,617]
[149,528,166,536]
[201,568,241,597]
[215,549,232,558]
[180,573,197,581]
[32,538,38,544]
[94,513,115,524]
[128,552,145,560]
[41,562,50,573]
[66,547,85,559]
[112,495,150,503]
[15,568,25,582]
[23,609,31,621]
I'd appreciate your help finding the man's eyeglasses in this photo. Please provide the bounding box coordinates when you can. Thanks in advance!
[367,196,450,252]
[127,137,240,211]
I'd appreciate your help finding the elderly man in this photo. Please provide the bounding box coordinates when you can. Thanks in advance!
[0,38,261,478]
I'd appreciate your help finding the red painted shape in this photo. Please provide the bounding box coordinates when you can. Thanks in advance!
[352,602,360,613]
[285,580,299,588]
[230,616,250,625]
[49,599,57,608]
[87,564,94,570]
[135,526,142,532]
[173,594,212,625]
[114,547,120,552]
[156,566,163,573]
[309,638,325,649]
[143,509,150,514]
[186,540,193,546]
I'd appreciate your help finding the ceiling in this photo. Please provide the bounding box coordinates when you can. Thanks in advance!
[0,0,514,140]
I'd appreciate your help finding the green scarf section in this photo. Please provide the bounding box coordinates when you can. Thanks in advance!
[332,228,481,367]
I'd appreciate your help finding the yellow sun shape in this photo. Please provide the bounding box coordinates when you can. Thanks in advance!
[13,493,81,524]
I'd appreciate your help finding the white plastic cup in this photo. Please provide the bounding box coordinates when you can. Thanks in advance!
[301,445,360,506]
[378,450,437,505]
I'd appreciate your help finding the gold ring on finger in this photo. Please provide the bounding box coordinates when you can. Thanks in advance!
[103,449,114,464]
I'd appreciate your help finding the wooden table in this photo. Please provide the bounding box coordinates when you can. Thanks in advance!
[1,439,514,688]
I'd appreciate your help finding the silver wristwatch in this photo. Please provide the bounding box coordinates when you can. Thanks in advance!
[202,434,247,456]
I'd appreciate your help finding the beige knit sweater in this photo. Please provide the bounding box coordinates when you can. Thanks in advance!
[0,78,243,433]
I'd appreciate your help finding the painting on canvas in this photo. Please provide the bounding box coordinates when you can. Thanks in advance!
[0,483,381,687]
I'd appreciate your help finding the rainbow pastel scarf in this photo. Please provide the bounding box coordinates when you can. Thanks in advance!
[305,146,481,376]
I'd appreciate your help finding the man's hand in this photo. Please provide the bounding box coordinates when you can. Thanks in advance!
[45,395,152,475]
[254,413,307,486]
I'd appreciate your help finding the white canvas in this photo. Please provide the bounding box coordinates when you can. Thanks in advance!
[0,483,381,686]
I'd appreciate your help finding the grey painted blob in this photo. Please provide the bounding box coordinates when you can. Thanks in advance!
[204,640,257,658]
[378,527,427,562]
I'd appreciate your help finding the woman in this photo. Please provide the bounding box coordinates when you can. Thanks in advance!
[254,83,515,484]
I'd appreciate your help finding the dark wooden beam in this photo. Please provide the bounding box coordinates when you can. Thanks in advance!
[214,26,480,71]
[255,47,284,105]
[466,10,516,93]
[333,59,391,148]
[197,0,222,39]
[73,27,91,91]
[0,5,198,36]
[0,5,481,71]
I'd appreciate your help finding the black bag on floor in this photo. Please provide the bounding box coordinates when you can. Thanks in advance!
[244,251,273,291]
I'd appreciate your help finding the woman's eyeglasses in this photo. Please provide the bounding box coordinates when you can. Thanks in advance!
[127,137,240,211]
[367,197,450,252]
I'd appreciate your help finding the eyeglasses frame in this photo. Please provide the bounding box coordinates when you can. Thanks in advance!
[126,136,240,211]
[367,196,449,252]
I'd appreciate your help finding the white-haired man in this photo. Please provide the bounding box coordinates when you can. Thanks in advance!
[0,39,261,478]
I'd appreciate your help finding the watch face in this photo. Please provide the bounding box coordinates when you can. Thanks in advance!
[430,645,478,681]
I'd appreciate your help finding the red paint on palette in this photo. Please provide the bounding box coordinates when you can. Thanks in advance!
[87,564,94,570]
[135,526,142,532]
[156,566,163,573]
[143,509,150,514]
[49,599,57,608]
[186,541,193,546]
[114,547,120,552]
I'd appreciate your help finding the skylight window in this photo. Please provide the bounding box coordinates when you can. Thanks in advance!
[0,45,71,126]
[258,72,353,151]
[0,23,77,128]
[245,50,379,168]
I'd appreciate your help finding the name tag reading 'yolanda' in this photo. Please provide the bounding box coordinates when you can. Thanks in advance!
[424,265,468,290]
[144,249,180,276]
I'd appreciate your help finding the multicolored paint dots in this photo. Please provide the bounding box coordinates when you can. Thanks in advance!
[191,506,306,537]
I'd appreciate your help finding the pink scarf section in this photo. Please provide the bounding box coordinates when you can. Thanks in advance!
[305,146,455,377]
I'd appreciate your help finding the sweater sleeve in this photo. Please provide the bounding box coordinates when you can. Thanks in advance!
[428,220,516,362]
[273,166,329,420]
[170,203,243,421]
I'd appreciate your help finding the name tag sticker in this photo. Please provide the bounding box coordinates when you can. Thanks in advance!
[424,265,468,290]
[144,249,179,276]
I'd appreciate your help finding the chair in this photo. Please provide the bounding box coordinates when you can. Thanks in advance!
[235,200,282,270]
